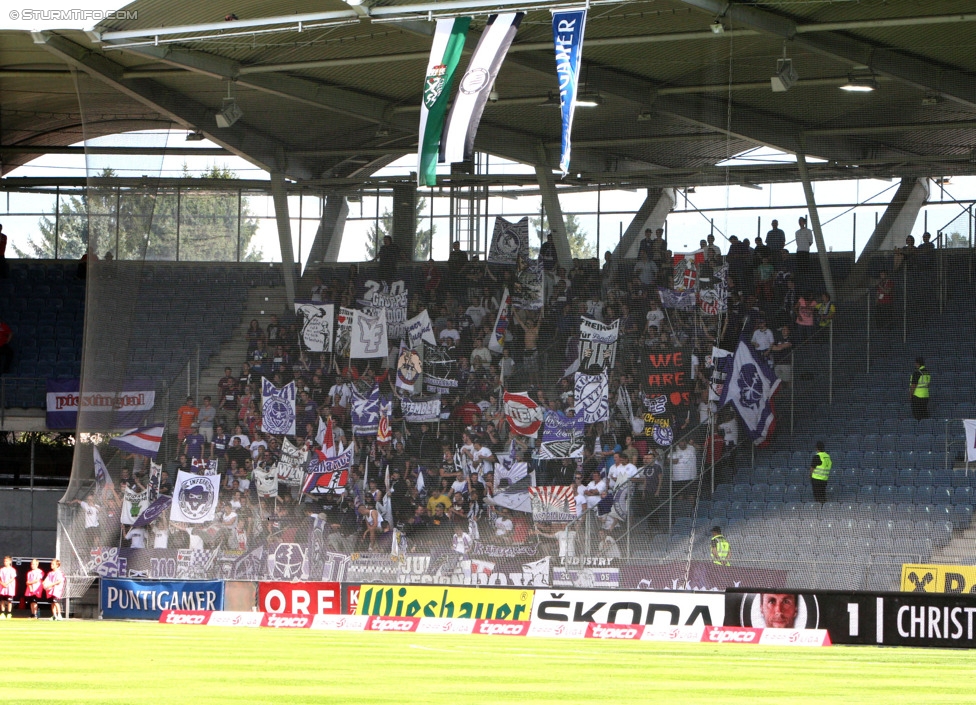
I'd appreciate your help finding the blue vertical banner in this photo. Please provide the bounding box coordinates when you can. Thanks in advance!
[552,8,587,176]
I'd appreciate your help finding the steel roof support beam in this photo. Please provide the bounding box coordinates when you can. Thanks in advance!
[613,188,675,260]
[535,148,573,270]
[106,41,618,176]
[270,171,297,306]
[676,0,976,111]
[796,150,836,299]
[31,32,318,181]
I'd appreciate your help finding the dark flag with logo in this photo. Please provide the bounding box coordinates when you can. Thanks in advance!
[441,12,523,164]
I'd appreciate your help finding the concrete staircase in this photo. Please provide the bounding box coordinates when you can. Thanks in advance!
[197,285,290,402]
[930,527,976,566]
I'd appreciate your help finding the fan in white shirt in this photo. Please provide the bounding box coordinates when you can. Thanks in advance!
[608,453,638,490]
[671,441,698,482]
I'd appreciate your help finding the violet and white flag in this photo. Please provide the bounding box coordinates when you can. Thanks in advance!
[575,370,609,424]
[170,470,220,524]
[718,340,781,445]
[261,377,296,436]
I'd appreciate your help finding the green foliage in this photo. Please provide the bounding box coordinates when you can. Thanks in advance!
[943,231,970,248]
[531,212,596,260]
[16,165,262,261]
[365,197,436,261]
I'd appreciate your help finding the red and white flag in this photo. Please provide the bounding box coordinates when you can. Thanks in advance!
[504,391,543,437]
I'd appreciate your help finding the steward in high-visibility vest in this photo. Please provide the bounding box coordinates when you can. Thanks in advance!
[810,442,832,504]
[910,356,931,421]
[710,527,731,567]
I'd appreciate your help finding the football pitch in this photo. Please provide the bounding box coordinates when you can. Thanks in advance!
[4,620,976,704]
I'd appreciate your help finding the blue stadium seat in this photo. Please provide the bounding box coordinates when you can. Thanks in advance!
[767,484,787,503]
[893,468,914,487]
[952,487,973,505]
[915,434,936,452]
[765,501,786,518]
[861,434,881,452]
[732,484,751,501]
[950,505,973,530]
[767,470,786,486]
[862,451,879,467]
[878,452,899,470]
[877,485,896,502]
[895,486,914,503]
[951,472,970,488]
[915,486,934,505]
[894,435,916,453]
[857,486,876,503]
[712,486,732,503]
[746,501,765,517]
[838,468,858,486]
[877,468,896,487]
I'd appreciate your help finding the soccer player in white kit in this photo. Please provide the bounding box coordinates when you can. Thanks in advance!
[0,556,16,618]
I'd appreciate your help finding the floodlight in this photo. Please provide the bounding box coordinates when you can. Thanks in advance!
[840,74,878,92]
[185,131,205,141]
[216,98,243,128]
[710,21,725,34]
[770,58,798,93]
[576,92,602,108]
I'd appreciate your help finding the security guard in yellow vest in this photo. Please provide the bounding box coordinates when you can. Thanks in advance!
[710,526,731,567]
[910,356,931,421]
[810,441,832,504]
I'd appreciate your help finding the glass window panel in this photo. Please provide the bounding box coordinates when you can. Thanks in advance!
[3,191,57,216]
[249,218,281,262]
[338,219,375,262]
[179,190,239,262]
[1,215,49,258]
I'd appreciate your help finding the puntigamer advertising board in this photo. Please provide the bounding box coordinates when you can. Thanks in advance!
[101,579,224,620]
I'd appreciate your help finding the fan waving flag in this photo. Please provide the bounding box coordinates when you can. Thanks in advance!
[93,445,113,493]
[441,13,523,165]
[504,391,543,437]
[418,17,471,187]
[718,340,781,445]
[109,424,164,459]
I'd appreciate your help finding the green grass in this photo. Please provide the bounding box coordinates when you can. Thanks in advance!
[4,620,976,704]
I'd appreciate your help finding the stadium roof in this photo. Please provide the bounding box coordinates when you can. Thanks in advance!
[2,0,976,188]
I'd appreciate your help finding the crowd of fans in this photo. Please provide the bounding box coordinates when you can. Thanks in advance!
[74,221,865,567]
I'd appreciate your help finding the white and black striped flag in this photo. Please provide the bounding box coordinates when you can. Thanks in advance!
[440,12,523,164]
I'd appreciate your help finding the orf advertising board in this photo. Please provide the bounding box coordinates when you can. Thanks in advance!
[101,579,224,620]
[531,589,725,626]
[726,589,976,648]
[258,582,341,615]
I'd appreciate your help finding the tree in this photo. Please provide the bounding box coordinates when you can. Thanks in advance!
[365,197,436,261]
[944,231,970,248]
[530,212,596,260]
[17,165,262,261]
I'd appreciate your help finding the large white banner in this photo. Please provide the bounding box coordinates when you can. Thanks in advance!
[964,420,976,463]
[170,470,220,524]
[405,309,437,349]
[121,487,149,526]
[579,317,619,371]
[575,370,609,423]
[275,437,308,486]
[295,302,334,353]
[350,309,389,359]
[253,464,278,498]
[262,378,296,436]
[361,280,408,342]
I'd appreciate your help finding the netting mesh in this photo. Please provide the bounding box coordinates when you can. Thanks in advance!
[52,9,976,595]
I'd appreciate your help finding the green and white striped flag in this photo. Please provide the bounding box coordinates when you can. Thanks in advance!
[418,17,471,187]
